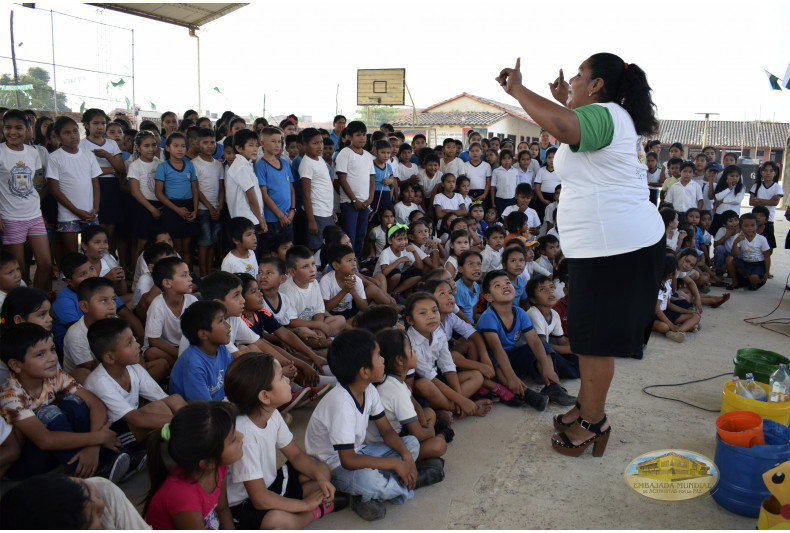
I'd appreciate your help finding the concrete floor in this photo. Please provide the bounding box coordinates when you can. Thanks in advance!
[111,215,790,529]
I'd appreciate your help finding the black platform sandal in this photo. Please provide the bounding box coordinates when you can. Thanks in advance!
[552,402,580,431]
[551,415,611,457]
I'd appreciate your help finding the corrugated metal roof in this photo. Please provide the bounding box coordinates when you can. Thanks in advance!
[417,92,536,124]
[394,111,507,126]
[658,120,790,148]
[89,3,248,29]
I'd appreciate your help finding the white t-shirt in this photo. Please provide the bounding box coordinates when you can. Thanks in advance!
[407,327,456,381]
[526,307,564,338]
[464,160,492,190]
[127,157,160,202]
[397,161,419,182]
[540,202,558,236]
[439,311,477,341]
[433,192,464,221]
[191,156,224,211]
[84,364,167,422]
[63,317,93,373]
[319,270,365,314]
[221,249,258,276]
[502,205,540,229]
[0,143,43,221]
[535,167,561,195]
[132,271,154,309]
[335,147,374,204]
[750,182,783,222]
[46,147,101,222]
[440,157,465,178]
[554,102,664,258]
[714,187,745,215]
[366,375,418,443]
[647,168,662,188]
[305,383,385,470]
[144,293,198,346]
[418,169,442,196]
[492,166,519,198]
[227,411,293,506]
[100,253,119,277]
[515,165,536,187]
[280,277,325,321]
[734,234,771,262]
[394,201,419,224]
[90,476,153,530]
[299,155,334,218]
[666,180,703,213]
[373,246,427,276]
[368,225,387,256]
[225,156,264,226]
[714,227,738,251]
[262,292,291,326]
[481,244,503,273]
[79,138,120,178]
[658,279,672,311]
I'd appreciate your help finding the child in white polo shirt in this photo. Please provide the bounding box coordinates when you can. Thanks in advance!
[725,213,771,290]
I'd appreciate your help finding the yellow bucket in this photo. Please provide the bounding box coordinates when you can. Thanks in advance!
[721,381,790,426]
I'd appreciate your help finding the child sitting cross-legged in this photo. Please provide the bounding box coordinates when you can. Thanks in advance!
[477,270,577,410]
[373,223,426,297]
[444,229,471,279]
[224,353,346,529]
[320,244,368,326]
[725,213,772,291]
[524,276,579,379]
[455,250,484,324]
[305,329,420,522]
[221,216,259,276]
[653,255,700,343]
[0,323,130,482]
[481,225,505,274]
[675,249,730,311]
[84,317,186,444]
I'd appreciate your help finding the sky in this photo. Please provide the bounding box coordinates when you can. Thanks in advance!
[2,0,790,124]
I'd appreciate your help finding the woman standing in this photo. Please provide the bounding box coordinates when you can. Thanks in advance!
[496,54,664,457]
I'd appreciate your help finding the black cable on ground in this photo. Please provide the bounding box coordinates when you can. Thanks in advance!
[743,271,790,337]
[642,372,732,412]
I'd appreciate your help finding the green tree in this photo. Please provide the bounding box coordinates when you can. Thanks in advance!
[354,106,403,128]
[0,67,70,112]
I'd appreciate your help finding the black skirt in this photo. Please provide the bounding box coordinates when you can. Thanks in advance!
[566,238,664,357]
[161,198,198,239]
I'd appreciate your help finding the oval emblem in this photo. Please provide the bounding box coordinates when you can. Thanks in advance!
[624,449,718,501]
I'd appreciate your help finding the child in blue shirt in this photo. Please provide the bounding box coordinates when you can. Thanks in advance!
[169,300,234,402]
[255,127,296,253]
[371,140,396,220]
[454,251,483,324]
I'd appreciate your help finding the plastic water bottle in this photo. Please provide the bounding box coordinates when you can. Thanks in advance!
[733,377,755,400]
[744,373,767,401]
[769,364,790,403]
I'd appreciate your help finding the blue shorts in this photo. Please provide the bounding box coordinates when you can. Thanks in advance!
[734,258,766,279]
[305,215,336,251]
[197,210,222,247]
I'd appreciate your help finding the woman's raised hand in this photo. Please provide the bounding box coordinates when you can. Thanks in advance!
[496,58,522,96]
[549,69,569,105]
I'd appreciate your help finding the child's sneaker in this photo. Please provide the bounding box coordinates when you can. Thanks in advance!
[415,461,444,489]
[279,388,311,413]
[523,389,549,411]
[96,449,130,484]
[349,495,386,521]
[306,384,331,403]
[434,417,455,443]
[665,331,685,343]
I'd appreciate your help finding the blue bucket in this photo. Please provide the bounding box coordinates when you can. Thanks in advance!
[712,419,790,517]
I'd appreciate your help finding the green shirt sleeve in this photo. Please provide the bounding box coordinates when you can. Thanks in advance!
[570,104,614,153]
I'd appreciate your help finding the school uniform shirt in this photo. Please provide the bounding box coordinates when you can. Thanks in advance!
[255,157,294,222]
[170,344,234,402]
[539,202,559,236]
[394,201,419,224]
[0,369,80,424]
[476,305,534,351]
[191,156,225,211]
[526,307,564,339]
[373,161,394,192]
[433,192,464,220]
[263,292,292,326]
[481,244,503,273]
[373,246,427,276]
[698,180,714,212]
[492,166,519,198]
[535,255,554,275]
[464,160,492,190]
[368,225,387,256]
[389,156,400,179]
[510,273,529,306]
[228,411,294,506]
[220,249,258,276]
[714,227,738,251]
[440,311,477,341]
[52,286,125,350]
[665,180,703,213]
[132,271,154,310]
[397,161,419,182]
[304,383,385,470]
[515,165,536,187]
[366,375,418,443]
[714,187,745,215]
[418,169,443,196]
[666,228,680,251]
[177,315,259,356]
[146,465,228,530]
[320,270,365,313]
[444,256,458,272]
[658,279,672,311]
[63,317,95,374]
[226,156,265,226]
[299,155,334,218]
[46,147,102,222]
[407,327,457,381]
[280,277,325,321]
[127,157,161,202]
[335,147,375,203]
[501,205,541,229]
[0,143,43,221]
[535,166,562,197]
[79,138,120,178]
[155,160,196,200]
[750,182,783,221]
[455,281,480,325]
[144,293,198,347]
[660,176,678,194]
[84,364,168,422]
[439,156,465,178]
[647,168,662,188]
[734,234,771,262]
[553,102,664,258]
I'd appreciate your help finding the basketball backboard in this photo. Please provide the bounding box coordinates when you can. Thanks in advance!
[357,69,405,106]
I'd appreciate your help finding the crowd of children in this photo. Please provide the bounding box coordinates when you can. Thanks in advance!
[0,106,786,528]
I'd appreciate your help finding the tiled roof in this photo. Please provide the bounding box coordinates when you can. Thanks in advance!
[394,92,537,127]
[658,120,790,149]
[394,111,507,126]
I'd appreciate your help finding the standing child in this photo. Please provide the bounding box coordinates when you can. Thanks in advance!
[725,213,771,290]
[490,149,518,213]
[659,158,683,202]
[463,143,491,204]
[440,138,465,179]
[224,353,343,529]
[256,127,296,252]
[666,161,703,223]
[454,251,483,325]
[300,128,336,252]
[127,131,163,263]
[749,161,783,249]
[320,244,368,325]
[336,121,375,259]
[144,401,241,530]
[712,165,744,234]
[515,150,536,188]
[444,229,471,278]
[645,151,662,205]
[396,143,419,185]
[417,153,443,205]
[533,147,559,221]
[192,128,225,277]
[372,224,426,295]
[221,217,258,275]
[371,140,397,218]
[225,129,267,237]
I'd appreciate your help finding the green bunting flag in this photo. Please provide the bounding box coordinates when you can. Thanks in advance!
[766,70,782,90]
[111,79,125,87]
[125,97,131,111]
[80,101,86,113]
[249,113,255,121]
[150,101,157,110]
[213,86,223,95]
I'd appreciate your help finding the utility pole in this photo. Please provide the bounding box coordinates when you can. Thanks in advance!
[10,11,21,109]
[695,112,719,148]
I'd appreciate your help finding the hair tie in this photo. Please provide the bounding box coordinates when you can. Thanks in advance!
[624,62,629,72]
[470,200,484,207]
[387,223,409,239]
[161,423,171,441]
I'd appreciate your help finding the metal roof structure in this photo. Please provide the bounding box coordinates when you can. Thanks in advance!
[657,119,790,148]
[87,3,248,30]
[394,111,508,126]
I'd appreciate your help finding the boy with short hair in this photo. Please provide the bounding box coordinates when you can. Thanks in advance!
[320,244,368,325]
[225,129,267,234]
[0,323,130,482]
[501,183,540,235]
[440,138,465,179]
[268,232,293,265]
[646,151,663,204]
[305,329,420,521]
[666,161,703,222]
[372,140,397,213]
[284,134,299,161]
[221,217,258,275]
[192,127,225,278]
[0,250,23,310]
[281,246,346,348]
[659,157,683,202]
[336,121,375,259]
[725,213,771,290]
[255,126,296,252]
[300,128,337,251]
[481,225,506,274]
[84,317,185,443]
[410,134,427,165]
[490,149,519,214]
[418,153,442,203]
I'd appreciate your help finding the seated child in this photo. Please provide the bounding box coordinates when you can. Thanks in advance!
[365,205,395,260]
[653,255,700,343]
[535,235,560,278]
[712,209,740,275]
[144,401,239,529]
[725,213,771,290]
[0,324,130,482]
[221,217,259,275]
[0,250,23,310]
[454,251,483,324]
[502,183,540,236]
[133,227,175,288]
[305,329,420,522]
[320,244,368,325]
[525,276,579,378]
[373,224,426,295]
[675,249,730,310]
[502,245,530,309]
[0,286,54,385]
[503,211,530,247]
[394,182,420,224]
[85,317,185,443]
[80,225,128,302]
[444,229,471,278]
[481,225,505,274]
[539,184,561,237]
[133,242,176,317]
[224,353,344,529]
[408,218,443,270]
[477,270,577,409]
[353,305,400,333]
[144,257,197,370]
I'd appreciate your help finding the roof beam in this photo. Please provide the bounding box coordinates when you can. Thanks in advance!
[87,3,248,30]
